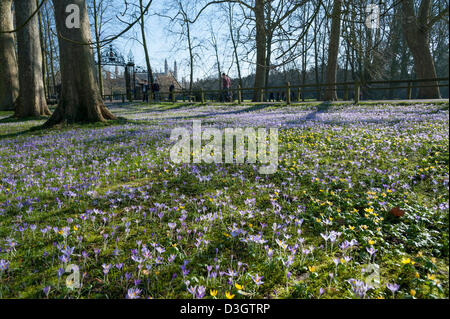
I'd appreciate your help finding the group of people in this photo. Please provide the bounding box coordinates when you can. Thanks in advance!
[140,75,307,103]
[141,74,232,103]
[268,91,298,102]
[142,81,176,102]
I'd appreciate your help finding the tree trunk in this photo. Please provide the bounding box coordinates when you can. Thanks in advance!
[324,0,342,101]
[45,0,115,126]
[93,0,104,96]
[0,0,19,111]
[210,29,222,91]
[253,0,266,102]
[15,0,51,118]
[228,3,242,88]
[264,32,273,90]
[41,5,51,101]
[388,7,401,99]
[313,13,320,100]
[401,0,440,98]
[37,0,48,99]
[186,21,194,96]
[301,35,307,87]
[44,3,57,98]
[139,0,154,88]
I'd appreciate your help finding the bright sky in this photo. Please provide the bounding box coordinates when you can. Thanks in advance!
[107,0,247,82]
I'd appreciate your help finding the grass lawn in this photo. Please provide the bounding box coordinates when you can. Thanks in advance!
[0,102,448,299]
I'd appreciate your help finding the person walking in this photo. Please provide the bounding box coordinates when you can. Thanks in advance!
[152,80,160,102]
[142,83,149,103]
[222,73,231,102]
[169,83,175,102]
[269,92,275,102]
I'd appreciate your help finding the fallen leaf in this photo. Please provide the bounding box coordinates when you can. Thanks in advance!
[389,207,405,217]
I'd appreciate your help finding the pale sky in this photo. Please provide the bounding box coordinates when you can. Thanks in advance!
[106,0,249,82]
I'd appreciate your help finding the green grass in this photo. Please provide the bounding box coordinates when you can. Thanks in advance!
[0,102,448,299]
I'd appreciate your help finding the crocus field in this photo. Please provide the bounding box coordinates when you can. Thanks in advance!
[0,102,448,299]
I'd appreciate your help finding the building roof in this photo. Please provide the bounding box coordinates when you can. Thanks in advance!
[135,72,183,92]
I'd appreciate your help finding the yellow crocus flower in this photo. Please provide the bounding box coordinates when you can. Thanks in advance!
[401,258,411,264]
[225,291,235,299]
[210,289,218,297]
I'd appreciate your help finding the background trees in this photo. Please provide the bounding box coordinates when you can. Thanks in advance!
[0,0,448,124]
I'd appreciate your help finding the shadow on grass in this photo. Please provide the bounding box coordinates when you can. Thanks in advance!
[0,116,134,140]
[148,103,275,122]
[0,115,50,124]
[0,115,50,140]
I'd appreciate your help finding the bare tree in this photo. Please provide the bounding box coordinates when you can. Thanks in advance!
[163,0,203,96]
[226,2,243,87]
[138,0,155,88]
[92,0,107,95]
[208,23,223,91]
[43,1,58,99]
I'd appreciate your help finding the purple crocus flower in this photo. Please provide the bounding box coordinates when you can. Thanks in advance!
[187,285,197,298]
[57,268,65,278]
[43,286,51,297]
[251,274,264,286]
[348,279,371,298]
[387,283,400,295]
[196,286,206,299]
[0,259,10,271]
[319,287,325,297]
[102,264,111,274]
[168,222,177,230]
[126,287,142,299]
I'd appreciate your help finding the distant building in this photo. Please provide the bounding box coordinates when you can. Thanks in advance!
[101,57,183,99]
[135,59,182,94]
[135,72,182,93]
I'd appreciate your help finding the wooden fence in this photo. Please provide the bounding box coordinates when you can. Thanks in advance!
[103,77,449,105]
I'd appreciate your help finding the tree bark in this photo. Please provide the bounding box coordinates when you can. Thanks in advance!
[14,0,51,118]
[324,0,342,101]
[253,0,266,102]
[45,0,115,126]
[313,12,320,100]
[0,0,19,111]
[264,32,273,90]
[401,0,440,98]
[388,7,401,99]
